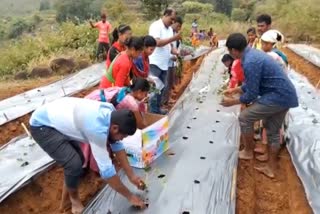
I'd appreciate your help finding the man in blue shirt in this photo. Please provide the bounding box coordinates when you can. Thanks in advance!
[221,33,298,178]
[30,97,147,213]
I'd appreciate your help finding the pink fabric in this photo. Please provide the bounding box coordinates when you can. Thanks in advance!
[81,87,145,172]
[95,21,112,43]
[229,59,244,88]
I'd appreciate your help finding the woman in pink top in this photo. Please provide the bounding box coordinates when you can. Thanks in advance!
[81,78,150,173]
[90,14,112,60]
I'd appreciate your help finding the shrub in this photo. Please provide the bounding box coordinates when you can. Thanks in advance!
[231,8,248,22]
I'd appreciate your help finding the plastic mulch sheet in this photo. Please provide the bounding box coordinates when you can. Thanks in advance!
[0,48,213,205]
[286,69,320,212]
[0,63,105,126]
[0,135,53,203]
[287,44,320,67]
[83,48,241,214]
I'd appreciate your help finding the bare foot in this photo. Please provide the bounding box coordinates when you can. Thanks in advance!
[71,202,84,214]
[59,201,71,213]
[254,165,275,178]
[256,153,268,162]
[239,149,253,160]
[254,143,267,153]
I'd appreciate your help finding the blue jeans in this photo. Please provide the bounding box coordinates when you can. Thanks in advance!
[149,64,168,113]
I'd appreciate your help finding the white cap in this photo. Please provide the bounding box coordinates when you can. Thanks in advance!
[261,30,285,44]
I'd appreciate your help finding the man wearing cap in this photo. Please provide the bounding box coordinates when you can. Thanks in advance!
[29,97,146,213]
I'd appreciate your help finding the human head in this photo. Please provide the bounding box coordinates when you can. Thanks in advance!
[110,109,137,142]
[162,8,177,27]
[171,16,183,32]
[247,27,257,43]
[130,78,151,101]
[112,24,132,44]
[256,14,272,36]
[261,30,284,52]
[226,33,248,59]
[210,28,213,32]
[101,14,106,23]
[125,36,144,59]
[143,35,157,56]
[221,54,234,69]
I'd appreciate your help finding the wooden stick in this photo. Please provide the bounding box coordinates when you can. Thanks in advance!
[21,122,32,138]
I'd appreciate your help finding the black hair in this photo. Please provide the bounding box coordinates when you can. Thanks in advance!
[143,35,157,47]
[221,54,234,63]
[164,8,175,16]
[130,77,150,92]
[175,16,183,25]
[226,33,248,51]
[111,24,132,44]
[111,109,137,135]
[276,33,283,42]
[256,14,272,25]
[124,36,144,51]
[101,14,106,19]
[247,27,256,34]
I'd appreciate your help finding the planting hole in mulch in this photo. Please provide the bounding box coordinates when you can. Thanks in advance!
[158,174,166,179]
[187,126,191,129]
[200,156,206,160]
[182,211,190,214]
[209,141,214,144]
[193,117,197,120]
[195,108,199,110]
[212,130,216,133]
[167,152,175,156]
[216,110,220,112]
[216,120,220,123]
[183,136,188,140]
[194,180,200,184]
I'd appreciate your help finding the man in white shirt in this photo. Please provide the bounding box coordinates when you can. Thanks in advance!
[148,8,181,114]
[30,97,146,213]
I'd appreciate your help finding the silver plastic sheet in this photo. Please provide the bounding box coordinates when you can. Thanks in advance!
[0,63,105,126]
[83,48,241,214]
[287,44,320,67]
[286,69,320,213]
[0,135,54,203]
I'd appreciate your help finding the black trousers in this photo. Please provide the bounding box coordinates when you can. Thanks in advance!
[96,42,110,59]
[30,126,84,189]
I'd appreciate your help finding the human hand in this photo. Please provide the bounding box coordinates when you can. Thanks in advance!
[223,88,239,97]
[220,96,237,107]
[174,32,182,41]
[128,194,146,209]
[129,175,146,190]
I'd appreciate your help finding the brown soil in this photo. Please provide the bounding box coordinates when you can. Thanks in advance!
[0,76,60,101]
[236,47,319,214]
[0,57,206,214]
[236,149,312,214]
[282,47,320,87]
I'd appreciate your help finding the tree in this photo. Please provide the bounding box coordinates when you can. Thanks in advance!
[55,0,101,23]
[105,0,134,23]
[231,8,247,21]
[39,0,50,11]
[140,0,171,19]
[214,0,233,16]
[182,1,213,14]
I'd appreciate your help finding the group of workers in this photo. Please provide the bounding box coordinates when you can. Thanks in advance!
[27,9,299,214]
[29,8,186,214]
[220,14,298,179]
